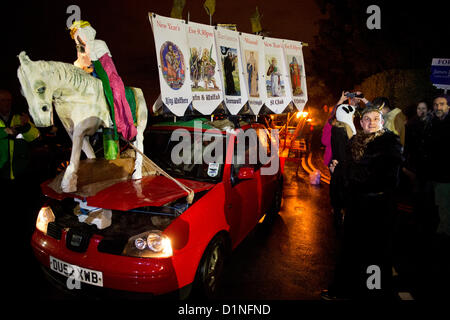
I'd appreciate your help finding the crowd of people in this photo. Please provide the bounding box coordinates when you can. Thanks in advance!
[320,91,450,300]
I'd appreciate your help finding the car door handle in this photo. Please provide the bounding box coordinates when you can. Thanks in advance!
[227,204,232,209]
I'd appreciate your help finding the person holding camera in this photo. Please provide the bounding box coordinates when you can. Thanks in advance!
[322,91,369,164]
[322,91,370,224]
[329,103,356,227]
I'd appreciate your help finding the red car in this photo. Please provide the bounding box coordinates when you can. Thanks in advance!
[31,119,284,298]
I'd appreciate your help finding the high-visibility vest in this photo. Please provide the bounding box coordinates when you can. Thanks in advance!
[0,114,40,180]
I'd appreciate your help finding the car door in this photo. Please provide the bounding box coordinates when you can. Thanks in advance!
[224,128,260,247]
[255,125,279,214]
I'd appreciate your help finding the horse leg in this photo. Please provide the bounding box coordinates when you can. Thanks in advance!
[82,136,96,159]
[61,132,84,193]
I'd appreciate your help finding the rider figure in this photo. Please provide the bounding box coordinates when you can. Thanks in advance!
[69,21,137,142]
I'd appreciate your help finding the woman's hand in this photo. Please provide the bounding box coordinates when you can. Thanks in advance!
[337,91,349,105]
[355,91,369,104]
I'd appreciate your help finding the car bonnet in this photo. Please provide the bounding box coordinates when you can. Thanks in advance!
[41,175,214,211]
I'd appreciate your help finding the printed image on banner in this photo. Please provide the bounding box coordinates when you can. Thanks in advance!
[214,26,248,115]
[160,42,185,90]
[187,22,223,115]
[239,32,266,115]
[283,39,308,111]
[263,37,292,113]
[150,13,192,116]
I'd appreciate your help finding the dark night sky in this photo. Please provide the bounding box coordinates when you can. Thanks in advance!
[3,0,449,109]
[2,0,325,106]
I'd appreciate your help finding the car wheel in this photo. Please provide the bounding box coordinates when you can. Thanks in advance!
[194,236,226,299]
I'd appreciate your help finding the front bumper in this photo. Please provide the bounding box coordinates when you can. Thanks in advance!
[31,229,180,295]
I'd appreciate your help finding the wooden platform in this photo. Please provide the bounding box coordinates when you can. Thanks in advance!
[48,157,156,197]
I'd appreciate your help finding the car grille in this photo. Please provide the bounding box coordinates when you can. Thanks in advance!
[46,222,62,240]
[66,227,93,253]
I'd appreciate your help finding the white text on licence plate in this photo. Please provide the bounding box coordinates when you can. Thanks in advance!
[50,256,103,287]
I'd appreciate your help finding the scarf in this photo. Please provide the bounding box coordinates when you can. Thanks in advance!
[350,128,386,161]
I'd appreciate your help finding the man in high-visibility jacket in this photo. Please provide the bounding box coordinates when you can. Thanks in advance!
[1,89,40,280]
[0,89,40,181]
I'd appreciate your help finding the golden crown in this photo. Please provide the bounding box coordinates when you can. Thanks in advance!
[69,20,91,39]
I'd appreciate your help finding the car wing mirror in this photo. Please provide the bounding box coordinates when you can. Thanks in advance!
[237,166,255,180]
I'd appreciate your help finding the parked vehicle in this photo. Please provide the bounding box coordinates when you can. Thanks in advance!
[31,118,284,298]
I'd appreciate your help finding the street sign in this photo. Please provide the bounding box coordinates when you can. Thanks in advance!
[430,58,450,91]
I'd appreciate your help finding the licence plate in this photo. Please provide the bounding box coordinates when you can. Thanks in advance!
[50,256,103,287]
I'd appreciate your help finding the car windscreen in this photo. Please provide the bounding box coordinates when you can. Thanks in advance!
[144,129,226,183]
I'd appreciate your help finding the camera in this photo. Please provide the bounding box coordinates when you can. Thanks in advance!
[345,92,364,99]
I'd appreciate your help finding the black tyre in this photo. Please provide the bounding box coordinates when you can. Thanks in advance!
[193,236,226,299]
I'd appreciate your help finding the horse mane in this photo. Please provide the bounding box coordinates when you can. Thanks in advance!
[34,60,99,92]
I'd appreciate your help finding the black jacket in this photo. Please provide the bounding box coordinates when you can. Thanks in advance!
[344,130,403,196]
[404,116,428,176]
[423,113,450,182]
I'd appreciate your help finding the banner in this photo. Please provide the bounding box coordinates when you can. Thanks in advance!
[214,26,248,115]
[187,22,224,114]
[263,37,292,113]
[150,13,192,116]
[239,32,266,115]
[149,13,309,116]
[283,40,308,111]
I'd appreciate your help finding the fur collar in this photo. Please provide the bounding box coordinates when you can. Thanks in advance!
[351,128,387,161]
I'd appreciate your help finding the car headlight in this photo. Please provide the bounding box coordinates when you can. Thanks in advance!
[36,206,55,234]
[123,230,173,258]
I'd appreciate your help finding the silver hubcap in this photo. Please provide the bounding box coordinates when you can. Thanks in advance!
[205,246,220,289]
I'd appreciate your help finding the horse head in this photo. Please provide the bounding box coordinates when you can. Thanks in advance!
[17,51,54,127]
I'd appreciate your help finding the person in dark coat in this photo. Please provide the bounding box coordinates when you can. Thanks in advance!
[330,104,356,227]
[403,101,438,236]
[404,101,429,177]
[322,106,403,300]
[423,95,450,237]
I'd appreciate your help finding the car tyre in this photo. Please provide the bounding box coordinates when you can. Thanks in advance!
[193,236,226,299]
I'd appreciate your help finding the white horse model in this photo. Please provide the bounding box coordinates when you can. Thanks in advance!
[17,51,148,193]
